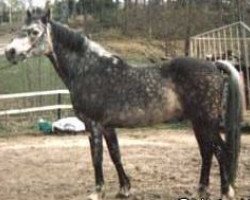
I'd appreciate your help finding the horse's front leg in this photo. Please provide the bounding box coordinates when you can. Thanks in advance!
[102,127,131,198]
[86,121,105,200]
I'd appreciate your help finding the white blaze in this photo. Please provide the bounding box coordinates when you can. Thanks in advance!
[5,37,31,54]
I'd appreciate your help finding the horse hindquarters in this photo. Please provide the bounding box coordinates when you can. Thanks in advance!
[163,58,241,198]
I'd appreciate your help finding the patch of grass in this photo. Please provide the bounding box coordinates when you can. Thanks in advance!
[0,122,8,131]
[0,56,65,94]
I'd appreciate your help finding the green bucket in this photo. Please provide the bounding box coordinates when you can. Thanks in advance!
[38,119,53,134]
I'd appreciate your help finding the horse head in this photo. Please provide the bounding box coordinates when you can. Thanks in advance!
[5,8,52,64]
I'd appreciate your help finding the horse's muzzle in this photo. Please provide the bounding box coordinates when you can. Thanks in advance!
[5,48,18,64]
[5,48,26,65]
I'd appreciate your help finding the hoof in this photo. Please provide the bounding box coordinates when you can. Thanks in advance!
[191,191,210,200]
[221,185,235,200]
[197,184,210,199]
[221,195,236,200]
[198,191,210,199]
[116,186,131,198]
[87,192,105,200]
[87,185,105,200]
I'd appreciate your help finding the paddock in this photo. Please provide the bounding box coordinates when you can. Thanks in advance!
[0,16,249,200]
[0,128,249,200]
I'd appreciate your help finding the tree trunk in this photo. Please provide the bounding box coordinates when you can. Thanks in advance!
[184,1,191,56]
[83,0,88,33]
[235,0,243,21]
[115,0,119,27]
[9,5,12,25]
[147,0,152,38]
[123,0,128,34]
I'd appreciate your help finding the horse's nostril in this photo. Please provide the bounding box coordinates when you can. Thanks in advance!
[9,48,16,56]
[5,47,17,63]
[5,48,16,58]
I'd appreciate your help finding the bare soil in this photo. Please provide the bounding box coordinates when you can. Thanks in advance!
[0,128,249,200]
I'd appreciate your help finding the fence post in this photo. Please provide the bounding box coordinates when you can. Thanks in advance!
[57,93,62,119]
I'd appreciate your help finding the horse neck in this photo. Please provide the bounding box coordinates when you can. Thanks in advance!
[46,21,128,90]
[47,46,78,89]
[46,21,87,89]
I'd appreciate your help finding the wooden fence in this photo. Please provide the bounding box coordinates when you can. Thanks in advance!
[0,90,72,119]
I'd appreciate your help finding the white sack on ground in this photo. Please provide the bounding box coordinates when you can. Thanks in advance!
[52,117,86,132]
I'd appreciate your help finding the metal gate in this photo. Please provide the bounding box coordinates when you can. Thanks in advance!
[190,21,250,108]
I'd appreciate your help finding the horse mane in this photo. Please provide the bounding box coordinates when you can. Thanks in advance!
[50,21,85,52]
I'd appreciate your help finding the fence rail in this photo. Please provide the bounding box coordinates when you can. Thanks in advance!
[0,90,72,117]
[0,90,69,100]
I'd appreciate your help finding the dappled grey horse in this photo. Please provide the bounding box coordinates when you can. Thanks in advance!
[5,8,242,200]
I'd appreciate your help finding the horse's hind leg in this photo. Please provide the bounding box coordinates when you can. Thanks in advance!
[192,121,213,198]
[103,127,131,198]
[212,133,235,199]
[193,120,234,199]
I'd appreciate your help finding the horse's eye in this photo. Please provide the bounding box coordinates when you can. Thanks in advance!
[28,30,39,37]
[31,30,39,36]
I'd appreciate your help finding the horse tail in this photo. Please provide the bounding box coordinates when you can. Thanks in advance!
[215,60,243,185]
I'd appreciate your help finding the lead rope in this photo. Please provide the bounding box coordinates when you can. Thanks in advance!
[45,23,54,56]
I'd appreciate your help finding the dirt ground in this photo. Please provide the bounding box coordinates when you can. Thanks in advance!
[0,128,249,200]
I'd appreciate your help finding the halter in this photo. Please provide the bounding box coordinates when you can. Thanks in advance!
[44,23,54,56]
[25,22,54,56]
[43,22,61,73]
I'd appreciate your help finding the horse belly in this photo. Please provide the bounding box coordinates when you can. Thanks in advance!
[104,87,183,127]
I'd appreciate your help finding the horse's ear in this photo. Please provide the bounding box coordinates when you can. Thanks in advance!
[26,9,32,19]
[41,8,51,24]
[41,0,51,24]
